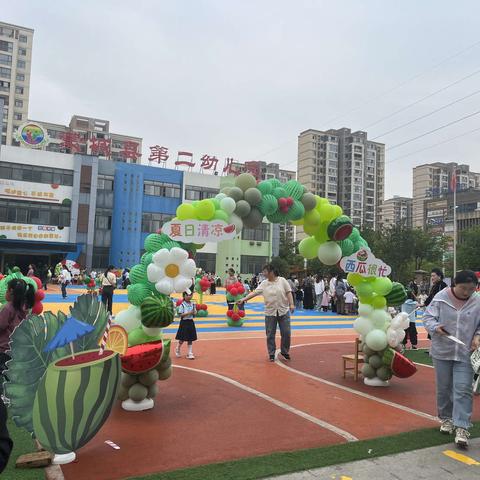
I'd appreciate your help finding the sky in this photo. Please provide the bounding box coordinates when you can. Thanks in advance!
[3,0,480,198]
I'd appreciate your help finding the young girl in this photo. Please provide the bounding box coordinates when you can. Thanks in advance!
[321,285,331,312]
[0,279,35,386]
[175,291,197,359]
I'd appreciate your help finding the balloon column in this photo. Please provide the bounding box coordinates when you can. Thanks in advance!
[0,270,45,315]
[226,281,246,327]
[194,276,210,317]
[114,233,197,410]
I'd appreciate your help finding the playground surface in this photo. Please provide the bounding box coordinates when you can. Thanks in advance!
[13,287,480,479]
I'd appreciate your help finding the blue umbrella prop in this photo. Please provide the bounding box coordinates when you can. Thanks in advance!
[44,316,94,359]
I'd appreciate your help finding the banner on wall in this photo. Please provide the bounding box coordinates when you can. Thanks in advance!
[162,220,237,243]
[0,179,73,204]
[340,248,391,277]
[0,223,70,242]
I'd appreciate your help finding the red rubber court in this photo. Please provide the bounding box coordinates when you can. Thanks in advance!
[59,329,480,480]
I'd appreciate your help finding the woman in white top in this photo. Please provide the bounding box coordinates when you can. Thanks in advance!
[314,275,325,311]
[101,265,117,314]
[238,264,295,362]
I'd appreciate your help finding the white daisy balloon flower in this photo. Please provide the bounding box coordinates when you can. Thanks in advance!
[147,247,196,295]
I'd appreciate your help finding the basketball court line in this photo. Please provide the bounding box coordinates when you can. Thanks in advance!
[173,364,358,442]
[274,345,438,422]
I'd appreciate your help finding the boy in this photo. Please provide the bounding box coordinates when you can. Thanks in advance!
[344,288,356,315]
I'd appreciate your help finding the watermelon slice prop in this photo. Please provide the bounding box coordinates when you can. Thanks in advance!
[382,348,417,378]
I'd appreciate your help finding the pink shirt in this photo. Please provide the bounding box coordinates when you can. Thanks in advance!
[447,288,468,311]
[0,303,27,352]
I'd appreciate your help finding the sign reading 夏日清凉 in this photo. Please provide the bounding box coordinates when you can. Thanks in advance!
[162,220,237,243]
[0,223,70,242]
[0,179,73,204]
[340,248,392,278]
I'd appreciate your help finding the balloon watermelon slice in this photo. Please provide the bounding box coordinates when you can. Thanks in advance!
[382,348,417,378]
[327,215,353,241]
[121,341,163,374]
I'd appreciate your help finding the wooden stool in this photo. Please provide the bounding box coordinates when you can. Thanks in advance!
[342,338,364,381]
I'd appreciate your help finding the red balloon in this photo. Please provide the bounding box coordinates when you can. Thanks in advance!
[88,281,95,287]
[34,289,45,302]
[0,274,4,280]
[280,205,289,213]
[32,302,43,315]
[230,288,238,297]
[278,197,287,207]
[237,285,245,295]
[226,310,233,318]
[238,310,245,318]
[231,313,240,321]
[176,298,183,306]
[31,276,43,290]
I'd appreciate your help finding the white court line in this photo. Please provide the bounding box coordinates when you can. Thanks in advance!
[275,345,438,422]
[166,335,355,342]
[173,364,358,442]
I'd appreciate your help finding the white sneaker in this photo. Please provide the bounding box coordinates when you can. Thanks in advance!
[455,428,470,448]
[440,419,454,434]
[186,353,195,360]
[175,348,181,358]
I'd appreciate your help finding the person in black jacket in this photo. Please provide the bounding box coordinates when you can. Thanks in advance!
[0,397,12,473]
[425,268,448,307]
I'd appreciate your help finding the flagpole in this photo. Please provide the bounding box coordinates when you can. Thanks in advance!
[453,173,457,276]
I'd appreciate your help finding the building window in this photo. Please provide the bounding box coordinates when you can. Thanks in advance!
[195,252,216,273]
[97,175,114,191]
[240,255,269,275]
[92,247,110,269]
[18,48,27,56]
[17,59,26,69]
[141,212,172,233]
[0,80,8,93]
[16,73,24,81]
[241,223,270,242]
[95,211,112,229]
[0,161,74,186]
[19,34,27,43]
[0,54,12,66]
[143,180,180,198]
[14,86,23,94]
[0,41,12,53]
[14,99,23,108]
[0,199,70,227]
[0,67,10,79]
[184,185,219,201]
[13,113,22,121]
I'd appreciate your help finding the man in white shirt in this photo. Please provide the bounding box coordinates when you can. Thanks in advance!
[314,276,325,310]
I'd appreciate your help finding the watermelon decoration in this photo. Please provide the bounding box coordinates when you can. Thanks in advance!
[385,282,407,307]
[327,215,353,241]
[382,348,417,378]
[32,349,120,454]
[121,341,163,374]
[284,180,304,200]
[140,295,174,328]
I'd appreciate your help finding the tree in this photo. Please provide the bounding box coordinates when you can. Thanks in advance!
[269,256,290,277]
[458,227,480,271]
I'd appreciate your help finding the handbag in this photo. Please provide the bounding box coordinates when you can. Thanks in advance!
[471,348,480,395]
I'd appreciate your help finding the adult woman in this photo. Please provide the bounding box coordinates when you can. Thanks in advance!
[302,276,315,310]
[0,279,35,386]
[314,275,325,311]
[101,265,117,315]
[238,264,295,362]
[423,270,480,448]
[27,264,35,278]
[59,264,71,299]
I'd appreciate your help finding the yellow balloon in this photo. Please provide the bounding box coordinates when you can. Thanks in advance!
[315,195,329,207]
[331,204,343,219]
[303,223,318,236]
[176,203,195,220]
[304,209,321,227]
[318,203,335,222]
[314,221,329,243]
[290,218,304,226]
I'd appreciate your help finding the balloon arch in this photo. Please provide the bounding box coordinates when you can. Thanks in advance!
[115,172,416,407]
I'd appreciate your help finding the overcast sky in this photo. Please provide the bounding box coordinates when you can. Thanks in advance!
[4,0,480,198]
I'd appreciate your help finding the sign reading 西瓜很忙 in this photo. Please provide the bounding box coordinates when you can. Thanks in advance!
[162,220,237,243]
[0,179,73,204]
[340,249,391,277]
[0,223,70,242]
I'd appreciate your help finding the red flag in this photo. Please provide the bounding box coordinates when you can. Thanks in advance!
[450,171,457,192]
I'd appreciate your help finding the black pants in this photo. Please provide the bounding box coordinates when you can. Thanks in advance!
[210,283,216,295]
[61,282,67,298]
[403,322,418,346]
[102,286,114,314]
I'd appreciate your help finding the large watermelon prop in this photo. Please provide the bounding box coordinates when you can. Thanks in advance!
[327,215,353,241]
[385,282,407,307]
[32,349,120,454]
[121,340,163,374]
[382,347,417,378]
[140,295,174,328]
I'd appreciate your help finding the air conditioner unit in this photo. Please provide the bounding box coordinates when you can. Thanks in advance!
[256,242,261,246]
[249,241,255,245]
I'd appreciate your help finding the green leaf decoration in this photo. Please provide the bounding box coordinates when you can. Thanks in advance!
[4,312,68,434]
[69,294,109,351]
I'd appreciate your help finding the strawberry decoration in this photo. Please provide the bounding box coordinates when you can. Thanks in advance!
[226,281,247,327]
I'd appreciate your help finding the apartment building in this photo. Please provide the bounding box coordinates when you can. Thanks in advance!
[379,196,412,228]
[0,21,34,146]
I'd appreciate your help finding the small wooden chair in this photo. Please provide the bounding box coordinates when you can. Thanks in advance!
[342,338,364,381]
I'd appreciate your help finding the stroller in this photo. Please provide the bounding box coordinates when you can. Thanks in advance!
[472,347,480,395]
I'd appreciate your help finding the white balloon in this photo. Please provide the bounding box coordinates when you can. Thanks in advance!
[371,309,390,330]
[398,312,411,329]
[220,197,236,215]
[396,329,406,343]
[391,315,404,330]
[215,193,227,201]
[317,241,342,266]
[114,305,142,333]
[353,316,374,336]
[365,329,388,351]
[358,303,374,317]
[386,327,398,347]
[229,213,243,234]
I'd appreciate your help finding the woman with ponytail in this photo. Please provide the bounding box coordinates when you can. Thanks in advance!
[0,279,35,384]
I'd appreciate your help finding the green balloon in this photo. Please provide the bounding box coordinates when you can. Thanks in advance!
[213,210,229,222]
[301,192,317,211]
[130,264,147,284]
[272,187,288,199]
[356,281,374,298]
[244,187,262,206]
[376,366,393,381]
[257,180,273,195]
[228,186,244,202]
[242,207,264,228]
[234,200,251,218]
[235,173,257,191]
[144,233,169,253]
[268,178,282,189]
[361,363,376,379]
[266,211,285,223]
[286,200,305,221]
[372,277,393,296]
[298,236,321,259]
[349,227,361,240]
[212,198,221,210]
[141,252,153,266]
[259,194,278,215]
[339,238,355,256]
[284,180,304,200]
[368,354,383,369]
[221,187,231,195]
[128,283,152,306]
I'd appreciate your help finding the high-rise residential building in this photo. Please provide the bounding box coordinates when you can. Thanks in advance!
[378,196,412,228]
[0,21,34,146]
[298,128,385,230]
[412,162,480,228]
[27,115,143,163]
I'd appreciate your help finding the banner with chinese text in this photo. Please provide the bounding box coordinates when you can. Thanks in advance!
[0,179,73,204]
[0,223,70,242]
[162,220,236,243]
[340,249,391,277]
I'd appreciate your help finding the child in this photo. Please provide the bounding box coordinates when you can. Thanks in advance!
[175,291,197,359]
[321,286,331,312]
[295,287,304,310]
[402,290,418,349]
[344,287,356,315]
[0,279,35,389]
